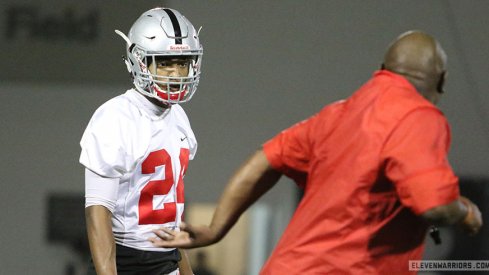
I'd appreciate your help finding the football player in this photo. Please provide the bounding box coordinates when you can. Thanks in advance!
[80,7,202,275]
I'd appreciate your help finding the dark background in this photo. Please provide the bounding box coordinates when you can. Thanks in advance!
[1,1,488,274]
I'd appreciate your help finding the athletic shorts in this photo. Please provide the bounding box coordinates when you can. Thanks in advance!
[87,244,180,275]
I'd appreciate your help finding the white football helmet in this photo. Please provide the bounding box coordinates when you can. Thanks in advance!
[115,8,203,104]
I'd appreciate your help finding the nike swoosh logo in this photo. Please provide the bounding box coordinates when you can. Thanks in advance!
[180,136,187,141]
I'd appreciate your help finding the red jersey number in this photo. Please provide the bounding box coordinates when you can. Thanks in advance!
[138,148,189,225]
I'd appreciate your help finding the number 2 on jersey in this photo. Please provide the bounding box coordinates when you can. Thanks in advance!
[138,148,189,225]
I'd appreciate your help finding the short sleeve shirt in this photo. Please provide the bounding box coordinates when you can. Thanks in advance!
[261,71,459,274]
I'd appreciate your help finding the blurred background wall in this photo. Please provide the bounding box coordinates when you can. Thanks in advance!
[0,1,488,274]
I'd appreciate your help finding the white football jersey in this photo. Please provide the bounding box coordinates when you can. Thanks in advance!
[80,89,197,251]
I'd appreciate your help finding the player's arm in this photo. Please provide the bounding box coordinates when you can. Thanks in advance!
[84,168,119,275]
[86,205,117,274]
[178,249,193,275]
[421,196,482,235]
[150,149,282,248]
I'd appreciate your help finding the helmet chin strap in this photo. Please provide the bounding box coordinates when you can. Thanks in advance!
[151,81,189,103]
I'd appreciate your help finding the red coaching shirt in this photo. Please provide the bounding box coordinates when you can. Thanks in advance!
[261,70,459,275]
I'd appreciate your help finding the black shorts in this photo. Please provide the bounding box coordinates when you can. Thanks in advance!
[87,244,180,275]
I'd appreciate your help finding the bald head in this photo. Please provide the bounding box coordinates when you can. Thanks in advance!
[383,30,447,104]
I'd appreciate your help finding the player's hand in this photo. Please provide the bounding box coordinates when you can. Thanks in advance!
[149,222,218,249]
[458,196,483,236]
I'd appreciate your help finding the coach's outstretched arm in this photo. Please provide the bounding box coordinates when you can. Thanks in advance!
[150,149,282,248]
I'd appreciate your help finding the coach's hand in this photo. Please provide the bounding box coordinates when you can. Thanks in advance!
[149,222,218,249]
[458,196,483,236]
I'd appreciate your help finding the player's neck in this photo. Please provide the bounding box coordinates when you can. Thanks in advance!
[145,95,170,109]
